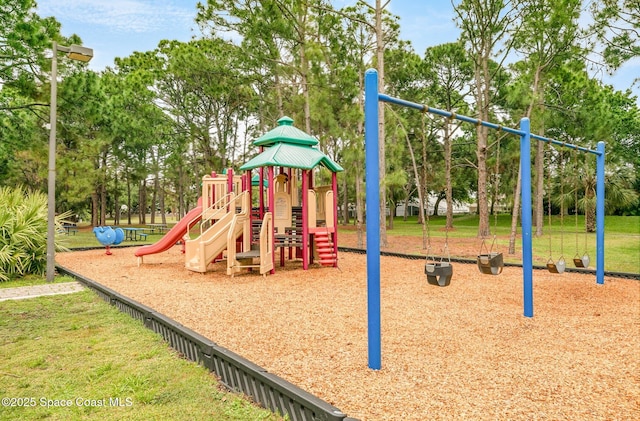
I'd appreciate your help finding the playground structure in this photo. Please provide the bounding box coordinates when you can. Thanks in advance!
[364,68,605,370]
[137,116,343,276]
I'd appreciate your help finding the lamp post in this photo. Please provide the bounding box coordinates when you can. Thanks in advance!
[46,42,93,283]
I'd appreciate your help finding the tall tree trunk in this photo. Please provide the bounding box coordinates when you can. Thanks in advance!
[421,122,428,248]
[100,182,106,226]
[177,165,185,218]
[139,180,147,225]
[159,179,166,225]
[114,170,120,226]
[151,174,158,225]
[91,192,99,227]
[342,176,349,225]
[100,154,107,226]
[510,66,544,249]
[275,72,284,117]
[534,140,545,235]
[375,0,387,247]
[402,126,427,245]
[355,166,364,249]
[433,193,445,217]
[126,177,132,225]
[474,51,491,238]
[403,194,409,222]
[586,186,596,232]
[356,62,365,249]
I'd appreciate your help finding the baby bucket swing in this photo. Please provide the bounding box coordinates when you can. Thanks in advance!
[546,145,566,274]
[423,172,453,287]
[477,136,504,275]
[572,149,591,268]
[425,232,453,286]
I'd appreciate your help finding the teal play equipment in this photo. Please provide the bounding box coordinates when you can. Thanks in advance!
[93,226,124,255]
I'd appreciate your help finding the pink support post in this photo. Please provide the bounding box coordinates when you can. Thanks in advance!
[289,167,294,261]
[302,170,309,270]
[227,167,234,194]
[259,167,264,218]
[268,166,275,274]
[332,171,339,267]
[246,170,252,240]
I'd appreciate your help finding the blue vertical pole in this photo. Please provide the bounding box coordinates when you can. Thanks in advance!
[520,118,534,318]
[364,69,381,370]
[596,141,605,285]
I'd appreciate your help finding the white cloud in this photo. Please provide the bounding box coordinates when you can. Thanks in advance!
[37,0,195,34]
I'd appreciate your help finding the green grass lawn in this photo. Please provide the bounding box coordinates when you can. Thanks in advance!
[341,214,640,274]
[0,291,281,421]
[0,274,74,289]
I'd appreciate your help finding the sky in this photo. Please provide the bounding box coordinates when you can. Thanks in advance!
[36,0,638,100]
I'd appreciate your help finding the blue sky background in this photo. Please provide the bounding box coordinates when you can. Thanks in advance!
[36,0,637,100]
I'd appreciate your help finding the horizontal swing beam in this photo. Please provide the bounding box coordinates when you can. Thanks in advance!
[378,93,602,156]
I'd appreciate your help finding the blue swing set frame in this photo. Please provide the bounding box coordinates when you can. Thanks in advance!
[364,69,605,370]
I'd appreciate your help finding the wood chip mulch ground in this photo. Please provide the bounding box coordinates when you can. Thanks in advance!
[56,234,639,421]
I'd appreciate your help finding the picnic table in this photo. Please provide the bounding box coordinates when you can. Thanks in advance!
[61,223,78,235]
[146,223,168,234]
[122,227,145,241]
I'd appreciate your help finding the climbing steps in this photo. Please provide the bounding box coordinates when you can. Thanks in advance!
[314,230,337,266]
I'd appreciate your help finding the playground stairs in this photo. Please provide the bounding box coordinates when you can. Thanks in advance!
[314,230,337,266]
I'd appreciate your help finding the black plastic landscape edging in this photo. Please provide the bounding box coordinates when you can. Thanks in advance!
[56,265,358,421]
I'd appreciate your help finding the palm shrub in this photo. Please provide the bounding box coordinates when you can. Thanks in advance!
[0,186,67,282]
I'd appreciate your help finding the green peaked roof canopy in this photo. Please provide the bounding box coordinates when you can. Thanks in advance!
[240,142,343,172]
[240,116,343,173]
[253,116,319,147]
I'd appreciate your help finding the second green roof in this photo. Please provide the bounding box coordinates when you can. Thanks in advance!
[253,116,319,147]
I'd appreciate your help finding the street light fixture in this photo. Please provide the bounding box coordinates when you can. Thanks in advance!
[46,41,93,283]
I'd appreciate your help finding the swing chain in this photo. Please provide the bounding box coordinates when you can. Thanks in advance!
[547,143,554,260]
[574,148,580,256]
[559,148,565,259]
[492,135,501,254]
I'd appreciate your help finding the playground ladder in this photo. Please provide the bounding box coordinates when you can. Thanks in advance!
[314,229,337,267]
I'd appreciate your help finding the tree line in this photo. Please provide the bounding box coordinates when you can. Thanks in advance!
[1,0,638,250]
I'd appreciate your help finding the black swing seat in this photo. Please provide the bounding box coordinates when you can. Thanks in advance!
[477,252,504,275]
[573,253,590,268]
[546,257,566,274]
[425,262,453,287]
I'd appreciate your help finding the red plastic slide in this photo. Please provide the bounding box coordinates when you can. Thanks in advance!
[135,203,203,258]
